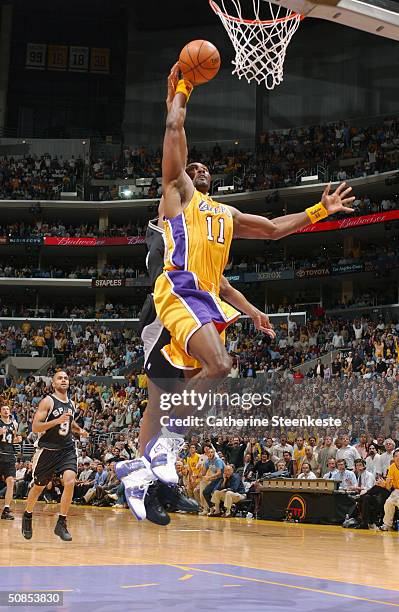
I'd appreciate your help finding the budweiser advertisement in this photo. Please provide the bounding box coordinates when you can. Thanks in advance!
[44,236,146,246]
[296,210,399,234]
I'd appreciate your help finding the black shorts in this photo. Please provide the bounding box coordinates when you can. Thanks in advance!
[140,296,184,392]
[32,446,77,486]
[0,457,16,479]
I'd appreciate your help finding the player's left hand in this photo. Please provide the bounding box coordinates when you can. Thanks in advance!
[321,181,355,215]
[250,308,276,338]
[166,62,180,112]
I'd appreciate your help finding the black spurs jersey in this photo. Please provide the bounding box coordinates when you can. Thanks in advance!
[37,395,76,450]
[146,218,165,286]
[139,219,164,333]
[0,418,17,459]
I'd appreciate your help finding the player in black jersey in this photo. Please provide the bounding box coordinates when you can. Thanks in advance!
[22,371,88,541]
[0,405,22,520]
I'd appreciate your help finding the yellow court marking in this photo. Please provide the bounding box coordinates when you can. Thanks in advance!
[228,561,399,593]
[120,583,159,589]
[178,574,193,581]
[223,584,243,588]
[168,565,399,608]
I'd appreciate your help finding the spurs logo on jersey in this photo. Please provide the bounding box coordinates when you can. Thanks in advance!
[37,395,76,450]
[0,419,17,458]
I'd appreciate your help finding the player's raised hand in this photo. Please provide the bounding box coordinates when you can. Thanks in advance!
[321,182,355,215]
[250,308,276,339]
[166,62,180,112]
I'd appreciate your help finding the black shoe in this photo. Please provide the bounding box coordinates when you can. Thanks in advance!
[157,483,199,513]
[144,484,170,526]
[22,511,32,539]
[54,517,72,541]
[1,507,14,520]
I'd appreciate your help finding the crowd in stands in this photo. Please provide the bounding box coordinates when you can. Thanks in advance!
[255,118,399,189]
[0,155,83,200]
[0,232,398,283]
[0,323,144,373]
[0,260,147,280]
[0,220,146,238]
[0,301,143,319]
[2,117,399,202]
[1,310,398,524]
[85,116,399,200]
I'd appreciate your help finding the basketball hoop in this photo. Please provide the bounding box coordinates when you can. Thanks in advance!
[209,0,304,89]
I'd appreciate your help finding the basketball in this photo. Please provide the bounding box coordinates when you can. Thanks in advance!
[179,39,221,85]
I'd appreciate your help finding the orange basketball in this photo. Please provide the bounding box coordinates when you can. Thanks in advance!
[179,40,221,85]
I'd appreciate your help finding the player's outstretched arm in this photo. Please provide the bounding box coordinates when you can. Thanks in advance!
[229,182,355,240]
[32,396,69,433]
[162,63,194,219]
[220,276,275,338]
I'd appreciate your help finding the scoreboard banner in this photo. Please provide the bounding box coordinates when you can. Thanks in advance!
[47,45,68,71]
[69,46,89,72]
[43,236,146,247]
[26,43,46,70]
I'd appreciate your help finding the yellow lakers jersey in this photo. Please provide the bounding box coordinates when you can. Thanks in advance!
[163,189,233,294]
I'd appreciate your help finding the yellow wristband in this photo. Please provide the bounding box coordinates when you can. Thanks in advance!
[176,79,194,101]
[305,202,328,224]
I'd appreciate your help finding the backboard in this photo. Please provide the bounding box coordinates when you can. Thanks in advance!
[269,0,399,40]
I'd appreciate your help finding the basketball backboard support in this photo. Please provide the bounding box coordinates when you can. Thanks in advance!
[269,0,399,40]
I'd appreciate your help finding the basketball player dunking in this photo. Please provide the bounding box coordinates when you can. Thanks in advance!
[116,62,355,519]
[0,405,22,521]
[155,62,355,379]
[22,371,88,541]
[115,75,276,523]
[116,200,277,524]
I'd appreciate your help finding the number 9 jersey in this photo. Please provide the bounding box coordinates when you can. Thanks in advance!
[153,189,240,369]
[37,395,76,450]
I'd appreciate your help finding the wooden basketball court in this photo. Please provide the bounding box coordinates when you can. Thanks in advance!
[1,501,398,611]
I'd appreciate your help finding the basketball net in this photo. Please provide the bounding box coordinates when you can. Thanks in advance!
[209,0,303,90]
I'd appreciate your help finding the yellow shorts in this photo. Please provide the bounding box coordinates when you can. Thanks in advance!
[153,271,240,369]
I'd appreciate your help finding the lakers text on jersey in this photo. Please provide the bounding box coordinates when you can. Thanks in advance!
[153,190,240,369]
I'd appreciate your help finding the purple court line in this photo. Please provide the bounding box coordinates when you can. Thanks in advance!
[0,564,398,612]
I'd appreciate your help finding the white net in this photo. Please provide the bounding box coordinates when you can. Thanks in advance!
[209,0,302,90]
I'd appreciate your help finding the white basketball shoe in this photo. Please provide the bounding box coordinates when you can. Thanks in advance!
[115,457,155,521]
[145,431,185,485]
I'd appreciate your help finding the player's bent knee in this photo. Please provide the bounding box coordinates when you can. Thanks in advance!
[207,354,232,379]
[62,473,77,487]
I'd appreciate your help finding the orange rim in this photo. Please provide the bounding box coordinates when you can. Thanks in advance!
[209,0,304,25]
